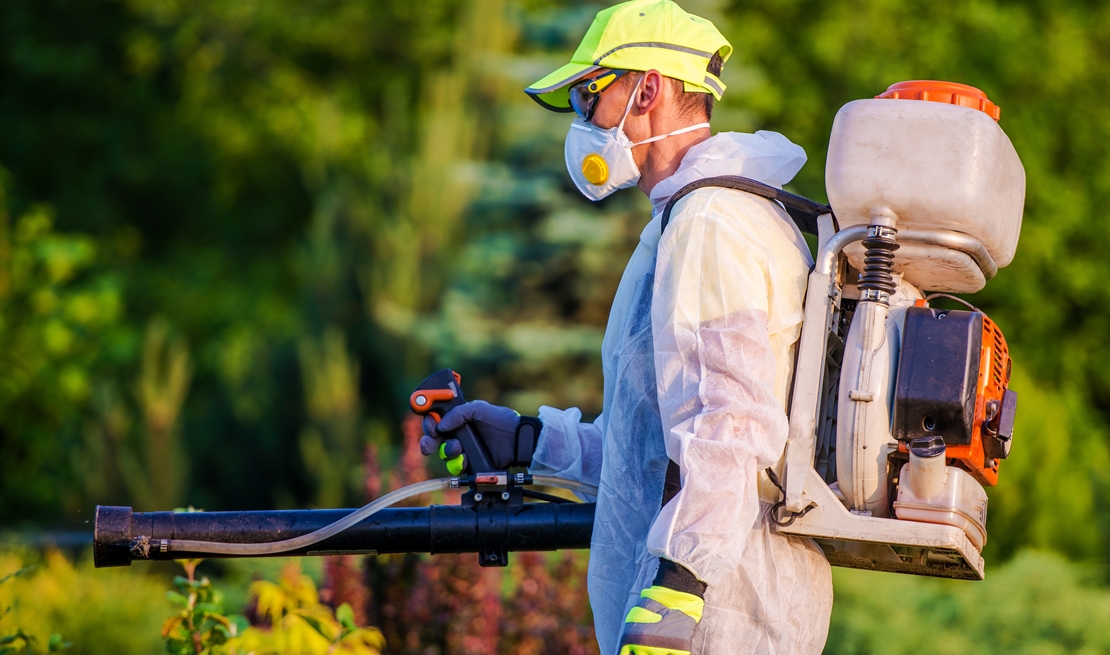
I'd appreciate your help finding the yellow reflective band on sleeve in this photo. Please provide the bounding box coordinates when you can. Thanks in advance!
[446,455,465,476]
[624,606,662,624]
[641,586,705,623]
[619,646,691,655]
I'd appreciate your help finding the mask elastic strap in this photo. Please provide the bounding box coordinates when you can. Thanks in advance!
[616,75,645,133]
[631,122,710,147]
[617,76,709,146]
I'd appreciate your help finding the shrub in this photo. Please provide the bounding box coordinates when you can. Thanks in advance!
[0,550,164,654]
[827,550,1110,654]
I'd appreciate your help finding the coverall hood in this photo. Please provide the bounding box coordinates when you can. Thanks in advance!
[649,130,808,215]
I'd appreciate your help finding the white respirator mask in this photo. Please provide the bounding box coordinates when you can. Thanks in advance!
[564,76,710,201]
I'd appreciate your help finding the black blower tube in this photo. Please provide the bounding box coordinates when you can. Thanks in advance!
[93,502,595,568]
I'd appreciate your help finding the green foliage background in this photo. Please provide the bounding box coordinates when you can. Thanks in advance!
[2,0,1110,651]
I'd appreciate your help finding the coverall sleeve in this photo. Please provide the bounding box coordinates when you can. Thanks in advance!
[645,189,795,585]
[530,406,604,495]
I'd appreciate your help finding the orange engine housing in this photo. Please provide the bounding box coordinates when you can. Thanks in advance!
[943,313,1011,485]
[896,302,1014,486]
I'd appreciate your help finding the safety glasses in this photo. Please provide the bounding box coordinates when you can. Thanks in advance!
[569,70,632,122]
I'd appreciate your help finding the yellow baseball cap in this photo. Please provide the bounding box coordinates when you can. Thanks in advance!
[525,0,732,113]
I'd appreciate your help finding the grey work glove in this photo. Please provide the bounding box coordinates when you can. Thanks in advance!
[419,400,542,473]
[618,559,707,655]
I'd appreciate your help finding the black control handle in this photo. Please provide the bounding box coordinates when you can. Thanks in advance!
[409,368,496,474]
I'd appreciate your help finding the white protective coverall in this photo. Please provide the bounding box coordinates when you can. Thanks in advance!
[531,130,834,655]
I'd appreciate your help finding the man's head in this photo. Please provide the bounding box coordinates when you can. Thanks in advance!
[525,0,731,197]
[580,52,726,129]
[525,0,731,118]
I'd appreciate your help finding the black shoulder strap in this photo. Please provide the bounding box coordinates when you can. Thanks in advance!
[659,175,833,236]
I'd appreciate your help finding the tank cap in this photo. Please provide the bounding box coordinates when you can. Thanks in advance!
[877,80,1001,121]
[910,436,946,459]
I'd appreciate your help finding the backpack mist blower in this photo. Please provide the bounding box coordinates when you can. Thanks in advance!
[94,80,1023,582]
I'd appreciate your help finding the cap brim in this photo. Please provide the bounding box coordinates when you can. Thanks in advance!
[524,62,600,112]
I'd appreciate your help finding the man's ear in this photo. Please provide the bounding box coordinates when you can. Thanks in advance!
[634,70,665,116]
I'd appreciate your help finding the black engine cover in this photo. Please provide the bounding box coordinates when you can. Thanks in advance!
[892,307,982,445]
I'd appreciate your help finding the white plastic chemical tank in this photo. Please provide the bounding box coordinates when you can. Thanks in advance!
[826,81,1026,293]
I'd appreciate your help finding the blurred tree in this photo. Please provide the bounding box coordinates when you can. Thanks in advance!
[0,0,501,516]
[0,174,128,523]
[132,317,193,510]
[400,2,644,418]
[298,328,361,508]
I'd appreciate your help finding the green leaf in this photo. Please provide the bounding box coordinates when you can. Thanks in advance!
[46,634,72,651]
[0,566,35,586]
[165,591,188,607]
[194,602,222,615]
[336,603,356,630]
[230,615,249,631]
[201,625,229,646]
[172,576,195,593]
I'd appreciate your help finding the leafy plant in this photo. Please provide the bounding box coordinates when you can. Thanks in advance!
[0,630,71,655]
[161,560,247,655]
[163,559,383,655]
[0,550,164,654]
[0,565,70,655]
[241,561,384,655]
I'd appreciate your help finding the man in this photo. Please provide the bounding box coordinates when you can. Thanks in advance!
[421,1,833,653]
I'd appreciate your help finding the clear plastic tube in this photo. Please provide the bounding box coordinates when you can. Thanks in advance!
[167,478,451,556]
[166,476,600,556]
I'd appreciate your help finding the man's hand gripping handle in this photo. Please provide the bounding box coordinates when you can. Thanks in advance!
[409,369,496,475]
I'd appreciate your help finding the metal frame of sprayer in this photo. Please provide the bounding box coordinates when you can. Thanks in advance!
[775,213,1008,580]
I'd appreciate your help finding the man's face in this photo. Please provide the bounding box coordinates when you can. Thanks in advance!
[571,68,700,180]
[580,69,641,130]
